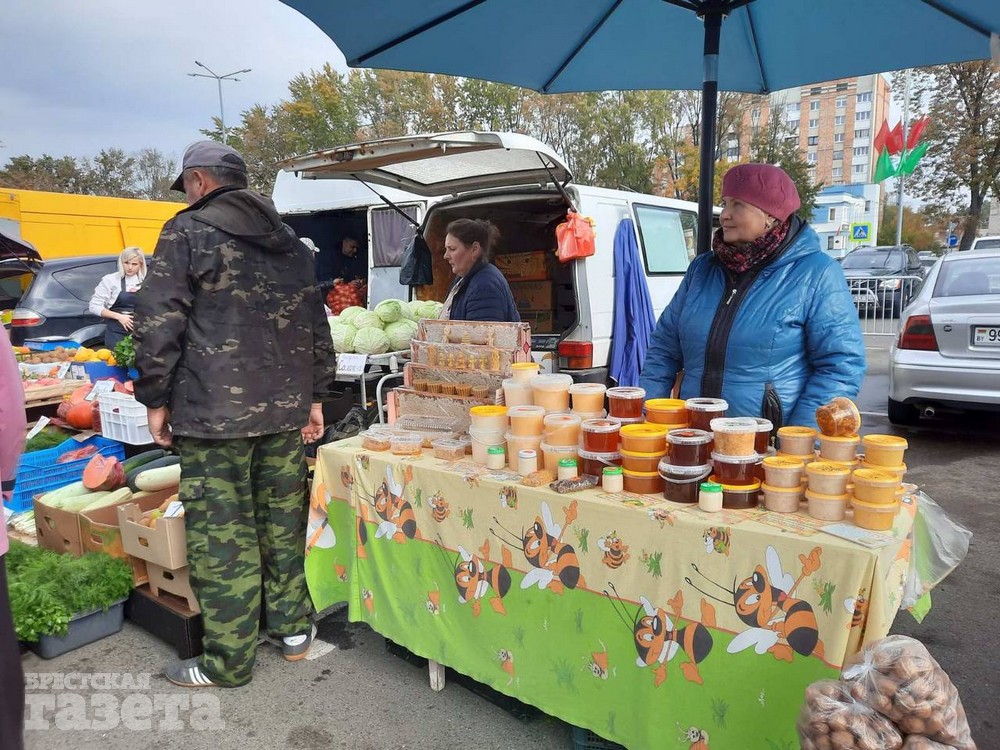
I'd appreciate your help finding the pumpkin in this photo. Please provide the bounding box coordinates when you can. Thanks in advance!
[82,454,126,491]
[66,401,95,429]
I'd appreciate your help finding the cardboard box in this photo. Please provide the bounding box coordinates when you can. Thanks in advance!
[145,562,199,613]
[510,280,555,311]
[78,489,176,559]
[519,310,557,334]
[118,502,188,569]
[34,496,85,557]
[495,250,551,281]
[126,585,203,659]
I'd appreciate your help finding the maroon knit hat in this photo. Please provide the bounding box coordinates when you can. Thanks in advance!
[721,163,801,222]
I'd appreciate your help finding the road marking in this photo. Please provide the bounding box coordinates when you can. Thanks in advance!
[305,639,336,660]
[859,411,888,418]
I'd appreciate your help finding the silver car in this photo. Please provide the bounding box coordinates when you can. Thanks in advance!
[888,251,1000,424]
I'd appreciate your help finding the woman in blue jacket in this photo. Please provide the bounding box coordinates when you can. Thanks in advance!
[639,164,865,429]
[439,219,520,323]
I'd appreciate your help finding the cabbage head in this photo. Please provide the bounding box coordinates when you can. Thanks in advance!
[353,327,391,355]
[352,310,383,330]
[374,299,404,324]
[384,319,418,351]
[404,300,424,320]
[338,306,367,324]
[415,300,444,319]
[330,323,357,353]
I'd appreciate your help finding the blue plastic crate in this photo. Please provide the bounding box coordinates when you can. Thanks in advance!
[23,337,79,352]
[570,727,625,750]
[6,436,125,513]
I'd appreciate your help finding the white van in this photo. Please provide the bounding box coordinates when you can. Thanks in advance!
[273,131,706,384]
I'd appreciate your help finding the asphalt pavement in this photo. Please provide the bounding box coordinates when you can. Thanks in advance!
[19,333,998,749]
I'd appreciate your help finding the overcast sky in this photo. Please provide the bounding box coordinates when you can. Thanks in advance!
[1,0,346,163]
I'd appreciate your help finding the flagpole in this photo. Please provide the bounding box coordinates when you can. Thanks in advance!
[895,69,910,247]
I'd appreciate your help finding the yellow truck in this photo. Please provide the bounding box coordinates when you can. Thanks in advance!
[0,188,183,260]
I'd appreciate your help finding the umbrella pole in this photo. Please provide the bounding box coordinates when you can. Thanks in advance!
[696,9,724,255]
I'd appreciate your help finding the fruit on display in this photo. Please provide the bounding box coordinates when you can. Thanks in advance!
[328,298,442,355]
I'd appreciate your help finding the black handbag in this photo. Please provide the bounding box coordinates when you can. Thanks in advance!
[399,233,433,286]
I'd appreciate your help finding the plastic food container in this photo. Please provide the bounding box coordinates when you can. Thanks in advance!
[620,423,668,454]
[710,417,759,456]
[851,468,901,504]
[815,397,861,437]
[623,468,664,495]
[572,409,608,421]
[502,378,534,407]
[777,426,817,455]
[540,442,579,474]
[569,383,607,413]
[818,433,860,462]
[578,449,622,480]
[711,452,761,486]
[658,461,712,504]
[620,447,667,473]
[752,418,774,454]
[581,419,622,453]
[505,432,544,465]
[507,405,546,436]
[644,398,688,425]
[684,398,728,432]
[543,412,583,447]
[711,478,761,509]
[762,455,805,488]
[805,461,852,496]
[470,427,506,464]
[469,405,509,433]
[517,449,538,475]
[805,489,849,521]
[666,428,713,466]
[531,374,573,413]
[390,431,423,456]
[606,386,646,419]
[602,466,624,493]
[360,428,392,451]
[860,434,909,467]
[852,498,900,531]
[487,445,507,470]
[432,438,468,461]
[557,457,578,480]
[761,483,803,513]
[778,450,816,466]
[699,482,724,512]
[861,461,906,483]
[511,361,540,383]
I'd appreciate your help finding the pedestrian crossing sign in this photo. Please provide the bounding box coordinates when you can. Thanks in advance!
[851,223,871,241]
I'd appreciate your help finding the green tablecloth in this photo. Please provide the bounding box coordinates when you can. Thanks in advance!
[306,439,915,750]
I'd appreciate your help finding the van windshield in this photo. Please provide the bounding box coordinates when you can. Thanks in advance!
[841,251,905,270]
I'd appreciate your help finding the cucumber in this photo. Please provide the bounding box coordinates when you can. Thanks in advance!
[126,455,181,492]
[80,487,133,513]
[134,464,181,492]
[121,449,167,474]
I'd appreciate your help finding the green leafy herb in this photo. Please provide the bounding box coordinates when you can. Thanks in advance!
[24,426,71,453]
[112,335,136,370]
[6,541,133,642]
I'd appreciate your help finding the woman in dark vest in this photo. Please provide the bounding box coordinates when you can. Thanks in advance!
[89,246,147,349]
[439,219,519,322]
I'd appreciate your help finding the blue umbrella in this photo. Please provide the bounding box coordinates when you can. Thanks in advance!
[609,218,656,387]
[280,1,1000,254]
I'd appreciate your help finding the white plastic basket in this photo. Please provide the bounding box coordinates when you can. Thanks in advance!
[98,392,154,445]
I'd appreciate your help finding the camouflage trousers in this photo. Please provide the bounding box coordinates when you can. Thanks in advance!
[175,430,312,686]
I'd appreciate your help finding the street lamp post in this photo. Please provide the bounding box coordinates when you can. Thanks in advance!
[187,61,251,145]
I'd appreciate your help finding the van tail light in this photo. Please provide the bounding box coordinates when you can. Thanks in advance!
[558,340,593,369]
[11,308,44,327]
[898,315,938,351]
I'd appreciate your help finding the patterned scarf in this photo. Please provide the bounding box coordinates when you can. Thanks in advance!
[712,218,792,274]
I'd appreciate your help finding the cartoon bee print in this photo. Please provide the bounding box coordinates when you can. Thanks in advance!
[340,465,354,490]
[678,726,710,749]
[598,530,630,569]
[702,527,731,556]
[334,563,347,583]
[356,454,370,472]
[362,588,374,615]
[844,588,869,631]
[498,486,518,510]
[454,540,513,617]
[491,500,583,594]
[429,492,450,523]
[496,649,515,684]
[586,641,610,680]
[358,467,418,543]
[426,590,441,615]
[647,507,675,528]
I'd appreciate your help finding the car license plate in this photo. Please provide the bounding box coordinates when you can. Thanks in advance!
[973,326,1000,346]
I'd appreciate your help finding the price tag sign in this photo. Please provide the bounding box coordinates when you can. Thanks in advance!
[336,353,368,377]
[25,416,51,442]
[85,379,116,402]
[70,364,87,380]
[56,362,71,379]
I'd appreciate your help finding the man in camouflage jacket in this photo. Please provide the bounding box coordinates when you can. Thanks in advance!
[133,141,337,688]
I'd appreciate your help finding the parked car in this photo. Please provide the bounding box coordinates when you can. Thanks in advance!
[840,245,925,317]
[1,231,43,327]
[9,255,117,347]
[969,235,1000,251]
[888,250,1000,424]
[918,251,940,271]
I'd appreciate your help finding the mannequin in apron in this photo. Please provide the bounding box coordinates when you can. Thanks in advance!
[88,247,147,350]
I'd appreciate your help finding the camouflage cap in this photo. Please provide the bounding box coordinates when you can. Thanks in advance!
[170,141,247,192]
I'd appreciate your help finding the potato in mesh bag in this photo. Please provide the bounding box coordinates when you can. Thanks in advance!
[841,636,976,750]
[797,679,902,750]
[903,736,960,750]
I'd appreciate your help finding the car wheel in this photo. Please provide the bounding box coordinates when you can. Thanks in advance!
[887,397,919,426]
